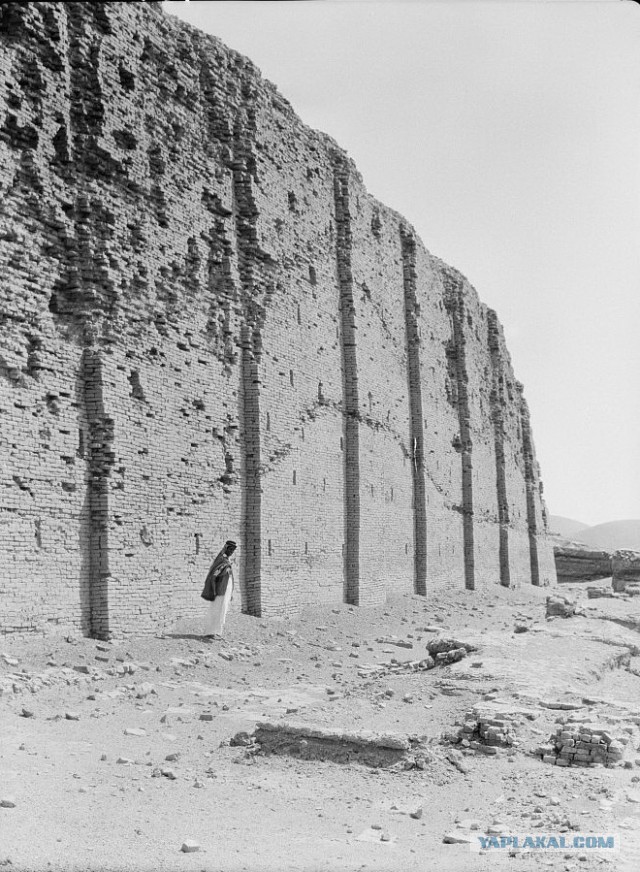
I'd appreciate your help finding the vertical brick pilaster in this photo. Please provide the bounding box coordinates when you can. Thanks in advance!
[443,272,475,590]
[400,227,427,596]
[487,309,511,587]
[333,155,360,605]
[82,348,112,639]
[232,116,264,616]
[520,395,540,586]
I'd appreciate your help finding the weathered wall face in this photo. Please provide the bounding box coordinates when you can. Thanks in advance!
[0,1,555,637]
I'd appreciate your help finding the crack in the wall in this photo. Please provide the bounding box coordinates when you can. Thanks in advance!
[442,271,475,591]
[333,154,360,606]
[487,309,511,587]
[400,227,427,596]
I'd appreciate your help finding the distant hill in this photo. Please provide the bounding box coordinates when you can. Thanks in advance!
[549,516,590,540]
[549,516,640,552]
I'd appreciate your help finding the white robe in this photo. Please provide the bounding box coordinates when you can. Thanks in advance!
[204,570,233,636]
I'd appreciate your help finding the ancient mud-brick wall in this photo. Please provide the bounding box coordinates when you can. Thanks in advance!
[0,1,555,637]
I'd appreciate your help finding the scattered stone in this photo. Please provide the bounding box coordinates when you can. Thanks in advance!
[230,731,252,747]
[410,807,423,820]
[65,712,80,721]
[135,683,155,699]
[180,841,200,853]
[20,708,34,718]
[376,636,413,649]
[73,664,91,674]
[124,728,146,737]
[199,713,214,722]
[218,652,233,662]
[443,832,474,844]
[0,799,16,809]
[161,768,177,780]
[116,757,134,765]
[1,655,19,667]
[446,751,470,774]
[165,753,180,762]
[545,595,576,619]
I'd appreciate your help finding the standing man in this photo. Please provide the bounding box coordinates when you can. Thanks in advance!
[201,540,236,639]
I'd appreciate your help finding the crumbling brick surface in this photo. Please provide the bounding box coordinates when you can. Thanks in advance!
[0,2,555,636]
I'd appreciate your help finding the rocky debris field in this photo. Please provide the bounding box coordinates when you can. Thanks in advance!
[2,584,640,871]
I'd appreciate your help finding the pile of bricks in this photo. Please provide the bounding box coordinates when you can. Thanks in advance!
[535,725,625,767]
[587,587,616,599]
[455,710,517,755]
[546,594,576,618]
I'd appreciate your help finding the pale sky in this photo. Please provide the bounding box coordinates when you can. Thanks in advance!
[163,0,640,527]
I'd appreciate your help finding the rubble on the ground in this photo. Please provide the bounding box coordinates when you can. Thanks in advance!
[357,637,475,679]
[546,594,577,618]
[252,720,429,768]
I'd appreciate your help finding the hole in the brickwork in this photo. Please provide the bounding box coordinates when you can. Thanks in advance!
[268,539,272,556]
[297,304,301,325]
[342,543,344,555]
[148,144,165,177]
[77,428,85,458]
[52,125,70,164]
[323,478,326,492]
[128,370,147,402]
[287,191,297,212]
[289,370,294,387]
[301,428,304,441]
[293,470,297,485]
[391,487,394,502]
[34,519,42,549]
[48,291,59,314]
[371,208,382,239]
[195,533,201,555]
[308,265,317,286]
[45,393,60,416]
[305,541,308,555]
[370,484,374,497]
[266,412,270,432]
[405,543,408,554]
[118,63,135,92]
[193,398,205,411]
[113,129,138,151]
[340,437,343,450]
[368,392,373,412]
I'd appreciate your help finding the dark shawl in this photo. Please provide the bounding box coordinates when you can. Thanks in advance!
[201,547,232,601]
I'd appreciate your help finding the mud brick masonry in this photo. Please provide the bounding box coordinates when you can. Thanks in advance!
[0,2,556,638]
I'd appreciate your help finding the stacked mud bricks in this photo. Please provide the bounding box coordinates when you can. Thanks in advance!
[537,725,625,768]
[0,1,556,638]
[457,710,517,755]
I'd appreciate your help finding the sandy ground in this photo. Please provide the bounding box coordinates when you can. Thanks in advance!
[1,582,640,872]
